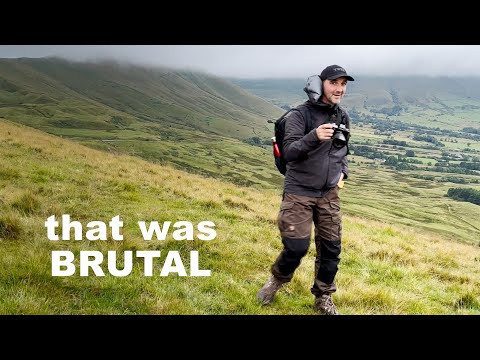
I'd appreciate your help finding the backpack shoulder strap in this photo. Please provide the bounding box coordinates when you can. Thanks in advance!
[337,106,350,127]
[276,108,294,123]
[292,103,314,134]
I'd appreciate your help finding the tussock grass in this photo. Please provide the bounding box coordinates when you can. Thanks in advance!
[1,119,480,314]
[0,211,22,240]
[11,191,41,215]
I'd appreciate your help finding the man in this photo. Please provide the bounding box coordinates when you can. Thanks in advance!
[257,65,354,315]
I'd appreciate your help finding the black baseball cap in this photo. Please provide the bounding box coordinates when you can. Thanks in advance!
[320,65,355,81]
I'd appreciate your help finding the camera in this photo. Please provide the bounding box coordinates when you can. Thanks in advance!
[331,123,350,148]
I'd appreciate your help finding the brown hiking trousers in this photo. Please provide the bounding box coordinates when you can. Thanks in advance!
[271,187,342,296]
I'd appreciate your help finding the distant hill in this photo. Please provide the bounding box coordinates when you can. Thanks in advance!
[232,76,480,130]
[0,57,283,140]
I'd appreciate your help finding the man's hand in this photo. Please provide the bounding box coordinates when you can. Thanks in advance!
[337,173,345,189]
[316,123,336,141]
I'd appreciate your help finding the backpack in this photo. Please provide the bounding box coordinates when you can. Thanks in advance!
[271,104,349,175]
[272,104,313,175]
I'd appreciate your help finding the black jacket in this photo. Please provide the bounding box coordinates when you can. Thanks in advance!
[283,100,350,197]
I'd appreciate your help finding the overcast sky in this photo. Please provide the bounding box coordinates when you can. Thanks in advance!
[1,45,479,79]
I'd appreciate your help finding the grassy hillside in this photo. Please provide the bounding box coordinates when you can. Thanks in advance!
[342,164,480,245]
[1,119,480,315]
[0,58,287,189]
[0,57,283,140]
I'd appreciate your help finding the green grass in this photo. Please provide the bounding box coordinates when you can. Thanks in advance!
[342,164,480,245]
[1,119,480,315]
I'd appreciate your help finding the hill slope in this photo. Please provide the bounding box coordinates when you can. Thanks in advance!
[0,58,287,189]
[0,57,283,140]
[1,119,480,314]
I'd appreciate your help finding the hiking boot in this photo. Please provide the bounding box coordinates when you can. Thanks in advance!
[314,294,339,315]
[257,275,284,305]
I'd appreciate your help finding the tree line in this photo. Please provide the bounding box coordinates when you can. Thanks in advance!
[447,188,480,206]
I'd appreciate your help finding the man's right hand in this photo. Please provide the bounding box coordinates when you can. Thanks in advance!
[315,123,336,141]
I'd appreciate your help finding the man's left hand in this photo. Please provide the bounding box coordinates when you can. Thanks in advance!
[337,173,345,188]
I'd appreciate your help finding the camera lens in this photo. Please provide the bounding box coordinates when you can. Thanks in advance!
[332,131,346,148]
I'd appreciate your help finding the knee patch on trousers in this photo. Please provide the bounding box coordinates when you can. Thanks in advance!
[272,237,310,279]
[282,237,310,258]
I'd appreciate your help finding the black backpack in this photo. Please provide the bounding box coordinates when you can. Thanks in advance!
[272,104,313,175]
